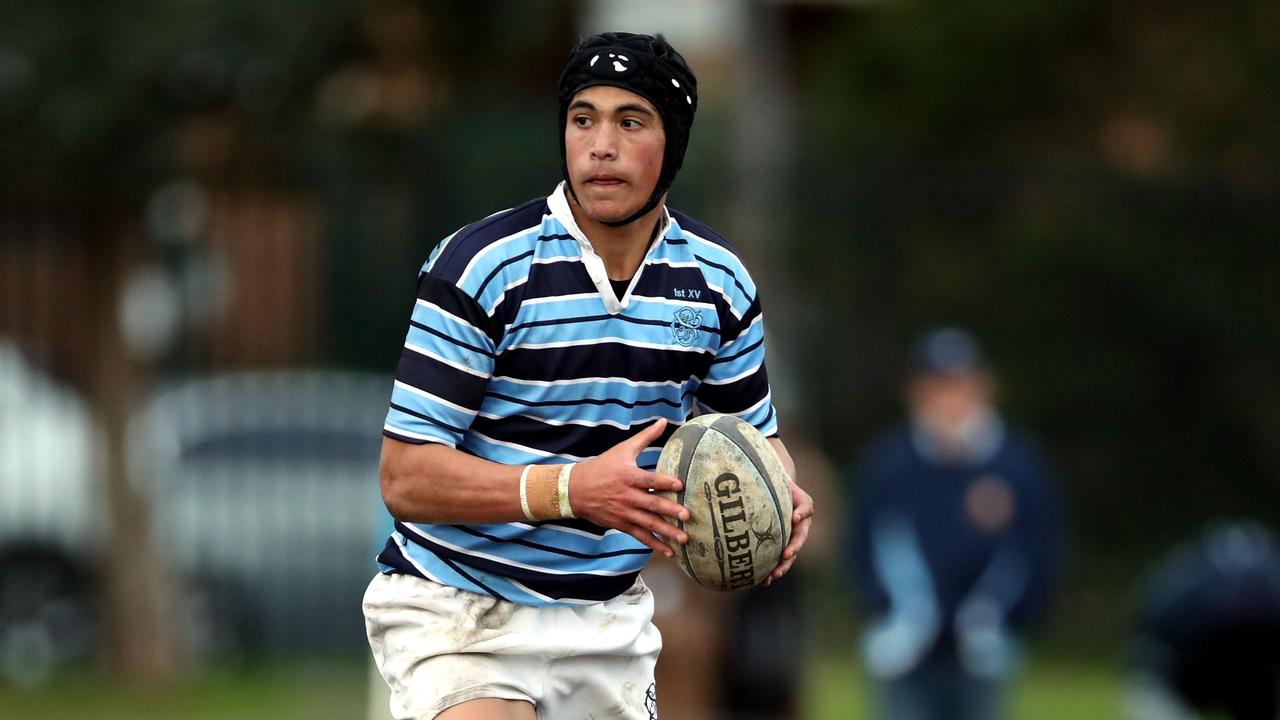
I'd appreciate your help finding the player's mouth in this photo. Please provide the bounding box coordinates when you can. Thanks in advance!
[586,174,626,187]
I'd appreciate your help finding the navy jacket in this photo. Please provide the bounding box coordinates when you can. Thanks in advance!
[847,421,1064,655]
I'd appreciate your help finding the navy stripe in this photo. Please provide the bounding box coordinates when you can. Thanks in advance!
[719,294,762,345]
[376,538,419,573]
[670,209,737,252]
[383,428,434,445]
[379,535,639,603]
[399,526,637,588]
[495,344,712,384]
[663,236,688,245]
[471,415,677,460]
[429,199,548,281]
[450,525,651,560]
[509,312,721,337]
[439,554,510,602]
[389,401,468,435]
[484,390,689,411]
[629,267,707,298]
[409,320,495,358]
[475,249,535,299]
[695,254,751,300]
[523,261,594,300]
[416,274,502,346]
[539,233,574,242]
[537,518,612,537]
[396,350,489,409]
[516,571,641,602]
[710,336,763,365]
[696,366,771,416]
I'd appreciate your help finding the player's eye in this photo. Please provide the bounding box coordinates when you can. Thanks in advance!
[573,115,592,128]
[621,118,642,129]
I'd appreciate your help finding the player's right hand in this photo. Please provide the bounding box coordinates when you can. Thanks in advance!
[568,418,690,558]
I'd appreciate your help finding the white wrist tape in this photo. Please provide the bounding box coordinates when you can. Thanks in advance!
[518,465,536,521]
[557,463,576,519]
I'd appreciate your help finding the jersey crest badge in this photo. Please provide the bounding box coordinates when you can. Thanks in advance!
[671,307,703,347]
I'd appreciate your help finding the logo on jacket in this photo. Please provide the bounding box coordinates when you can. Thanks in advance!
[965,474,1015,534]
[671,307,703,347]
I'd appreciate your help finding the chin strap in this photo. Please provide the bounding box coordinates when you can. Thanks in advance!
[602,184,667,227]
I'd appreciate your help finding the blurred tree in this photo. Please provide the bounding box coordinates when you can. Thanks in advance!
[0,0,354,684]
[790,0,1280,646]
[0,0,589,682]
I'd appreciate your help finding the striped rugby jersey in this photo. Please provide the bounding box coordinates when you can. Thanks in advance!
[377,182,778,605]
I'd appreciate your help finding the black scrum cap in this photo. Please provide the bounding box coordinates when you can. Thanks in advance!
[558,32,699,226]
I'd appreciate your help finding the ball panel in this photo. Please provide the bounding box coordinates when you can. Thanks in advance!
[654,414,793,591]
[708,414,792,548]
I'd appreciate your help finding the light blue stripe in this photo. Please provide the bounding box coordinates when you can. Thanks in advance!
[387,544,558,605]
[387,533,643,606]
[515,295,719,330]
[636,447,662,471]
[472,522,647,556]
[410,300,493,352]
[404,324,494,375]
[384,406,463,446]
[406,524,649,576]
[459,433,580,464]
[744,394,779,434]
[505,317,717,352]
[456,227,541,303]
[423,233,456,273]
[390,383,476,432]
[477,395,683,430]
[487,376,688,404]
[705,347,765,385]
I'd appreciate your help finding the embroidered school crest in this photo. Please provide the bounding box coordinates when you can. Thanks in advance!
[671,307,703,347]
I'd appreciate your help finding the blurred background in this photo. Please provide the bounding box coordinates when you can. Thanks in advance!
[1,0,1277,718]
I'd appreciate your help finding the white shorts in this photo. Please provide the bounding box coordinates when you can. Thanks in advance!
[363,572,663,720]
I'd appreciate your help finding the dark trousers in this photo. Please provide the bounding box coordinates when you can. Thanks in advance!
[876,657,1004,720]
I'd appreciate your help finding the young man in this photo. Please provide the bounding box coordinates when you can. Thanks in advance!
[364,32,814,720]
[847,328,1063,720]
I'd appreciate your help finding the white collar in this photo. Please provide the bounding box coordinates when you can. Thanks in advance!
[546,181,671,314]
[910,410,1006,467]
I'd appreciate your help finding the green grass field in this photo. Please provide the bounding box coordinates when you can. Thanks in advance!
[0,659,372,720]
[0,653,1126,720]
[807,654,1125,720]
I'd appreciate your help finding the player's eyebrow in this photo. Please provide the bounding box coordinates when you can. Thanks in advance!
[567,100,656,118]
[614,103,655,118]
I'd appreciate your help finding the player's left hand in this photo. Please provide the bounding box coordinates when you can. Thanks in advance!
[766,478,813,586]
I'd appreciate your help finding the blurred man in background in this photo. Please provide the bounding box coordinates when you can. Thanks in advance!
[847,327,1064,720]
[1127,521,1280,720]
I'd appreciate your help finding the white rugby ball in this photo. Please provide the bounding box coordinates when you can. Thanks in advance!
[656,414,792,591]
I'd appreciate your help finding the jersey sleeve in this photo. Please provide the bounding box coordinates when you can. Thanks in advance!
[695,285,778,437]
[383,271,500,447]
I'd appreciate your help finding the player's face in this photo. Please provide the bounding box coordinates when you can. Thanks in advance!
[564,86,666,225]
[909,372,994,432]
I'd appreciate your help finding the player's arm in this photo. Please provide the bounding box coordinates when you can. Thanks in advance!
[765,436,814,585]
[380,419,691,557]
[692,270,815,584]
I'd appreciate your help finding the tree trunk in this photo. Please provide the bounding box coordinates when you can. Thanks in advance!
[85,212,184,684]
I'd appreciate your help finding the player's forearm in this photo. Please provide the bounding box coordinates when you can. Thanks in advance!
[768,436,798,483]
[379,437,527,524]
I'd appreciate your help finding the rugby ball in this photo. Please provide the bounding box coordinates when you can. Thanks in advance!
[656,414,792,591]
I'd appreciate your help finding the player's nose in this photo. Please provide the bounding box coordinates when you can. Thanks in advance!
[589,127,618,160]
